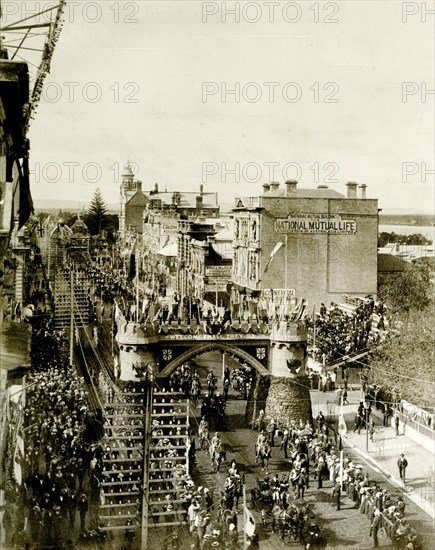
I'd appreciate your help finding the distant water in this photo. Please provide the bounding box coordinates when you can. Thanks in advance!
[379,225,434,242]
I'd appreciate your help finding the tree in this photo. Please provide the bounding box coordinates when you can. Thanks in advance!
[369,309,435,409]
[378,232,432,248]
[377,258,432,321]
[370,258,434,409]
[84,188,109,235]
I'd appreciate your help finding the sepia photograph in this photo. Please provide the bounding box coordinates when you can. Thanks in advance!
[0,1,434,549]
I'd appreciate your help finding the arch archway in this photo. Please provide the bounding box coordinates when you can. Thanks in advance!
[157,342,270,378]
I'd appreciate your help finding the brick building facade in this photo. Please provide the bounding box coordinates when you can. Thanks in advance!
[232,180,378,309]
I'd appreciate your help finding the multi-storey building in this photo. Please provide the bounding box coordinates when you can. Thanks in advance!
[178,217,233,307]
[119,167,220,241]
[119,165,147,236]
[232,180,378,309]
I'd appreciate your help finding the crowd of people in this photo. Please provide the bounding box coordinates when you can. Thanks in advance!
[306,297,388,364]
[3,316,100,549]
[246,407,424,549]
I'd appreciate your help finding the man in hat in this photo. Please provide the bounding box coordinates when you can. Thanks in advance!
[397,454,408,482]
[78,493,88,532]
[370,508,382,547]
[188,499,200,532]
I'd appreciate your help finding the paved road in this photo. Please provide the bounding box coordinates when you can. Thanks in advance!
[189,352,434,550]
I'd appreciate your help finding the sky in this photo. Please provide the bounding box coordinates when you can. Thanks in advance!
[3,0,434,212]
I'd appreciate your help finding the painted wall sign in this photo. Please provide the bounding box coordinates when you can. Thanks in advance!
[204,282,229,292]
[274,214,357,234]
[205,266,232,277]
[161,223,179,235]
[262,289,296,299]
[160,333,265,341]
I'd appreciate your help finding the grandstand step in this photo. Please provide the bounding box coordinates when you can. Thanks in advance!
[103,470,142,476]
[99,526,138,531]
[105,424,144,429]
[100,514,140,520]
[106,414,144,418]
[153,399,189,408]
[151,435,187,440]
[104,446,143,451]
[148,521,187,529]
[103,491,141,498]
[106,402,145,407]
[149,499,187,505]
[149,467,187,473]
[104,435,144,441]
[151,424,188,428]
[102,481,142,486]
[148,480,186,486]
[153,392,185,397]
[150,510,187,517]
[151,412,188,417]
[148,489,187,495]
[103,457,143,462]
[150,457,186,462]
[100,503,140,508]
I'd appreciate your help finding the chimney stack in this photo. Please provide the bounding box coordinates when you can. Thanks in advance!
[196,195,203,212]
[199,184,204,195]
[285,179,298,196]
[154,182,159,194]
[358,184,367,199]
[136,180,142,192]
[262,183,271,193]
[346,182,358,198]
[270,182,280,191]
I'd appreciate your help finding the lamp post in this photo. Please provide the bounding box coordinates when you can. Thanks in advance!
[364,401,370,452]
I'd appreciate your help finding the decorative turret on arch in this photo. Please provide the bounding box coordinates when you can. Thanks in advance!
[157,342,270,378]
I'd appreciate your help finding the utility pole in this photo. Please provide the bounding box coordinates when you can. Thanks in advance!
[141,367,153,550]
[69,269,74,365]
[243,484,247,550]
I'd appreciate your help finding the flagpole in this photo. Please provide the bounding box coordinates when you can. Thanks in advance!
[284,234,288,321]
[135,243,139,324]
[339,391,345,492]
[338,392,346,491]
[243,484,247,550]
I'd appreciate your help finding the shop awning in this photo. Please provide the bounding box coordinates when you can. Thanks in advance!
[157,243,178,257]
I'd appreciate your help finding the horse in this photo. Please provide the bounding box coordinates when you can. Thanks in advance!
[199,426,210,451]
[191,379,201,406]
[257,442,272,471]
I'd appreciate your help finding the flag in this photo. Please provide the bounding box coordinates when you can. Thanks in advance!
[338,411,347,437]
[128,239,137,280]
[13,435,24,485]
[114,301,121,322]
[262,241,284,275]
[244,505,256,538]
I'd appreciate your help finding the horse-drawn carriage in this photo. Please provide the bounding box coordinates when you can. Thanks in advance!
[251,480,322,548]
